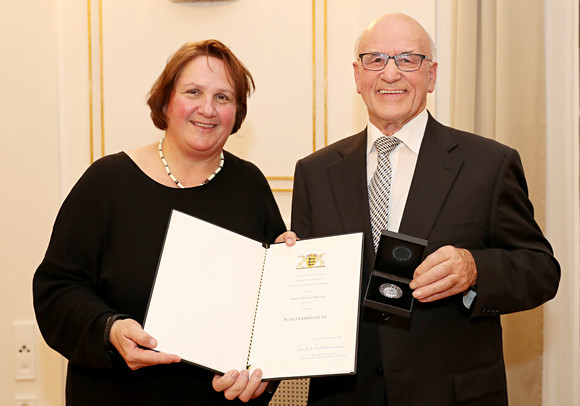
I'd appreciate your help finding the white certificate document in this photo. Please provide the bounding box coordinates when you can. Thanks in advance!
[143,210,363,379]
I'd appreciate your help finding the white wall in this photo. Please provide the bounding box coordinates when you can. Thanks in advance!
[0,0,64,404]
[80,0,436,225]
[1,1,577,405]
[543,0,580,405]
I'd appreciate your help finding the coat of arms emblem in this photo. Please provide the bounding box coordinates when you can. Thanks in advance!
[296,253,326,269]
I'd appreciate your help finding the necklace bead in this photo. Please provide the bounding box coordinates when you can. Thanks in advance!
[158,135,224,188]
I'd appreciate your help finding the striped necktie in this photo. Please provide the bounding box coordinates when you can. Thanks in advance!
[368,136,402,250]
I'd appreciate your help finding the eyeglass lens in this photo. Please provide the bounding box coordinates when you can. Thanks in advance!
[361,53,425,71]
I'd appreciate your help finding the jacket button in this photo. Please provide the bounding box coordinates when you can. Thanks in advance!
[375,366,384,376]
[381,313,390,321]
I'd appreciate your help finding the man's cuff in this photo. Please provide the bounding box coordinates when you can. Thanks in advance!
[462,285,478,309]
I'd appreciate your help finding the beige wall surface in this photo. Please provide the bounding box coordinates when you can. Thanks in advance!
[1,0,65,405]
[100,1,313,175]
[84,0,436,221]
[1,1,577,405]
[543,0,580,404]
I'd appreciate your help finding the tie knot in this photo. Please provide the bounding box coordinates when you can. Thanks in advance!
[374,136,401,156]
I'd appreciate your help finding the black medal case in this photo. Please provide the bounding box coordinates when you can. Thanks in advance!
[363,230,427,318]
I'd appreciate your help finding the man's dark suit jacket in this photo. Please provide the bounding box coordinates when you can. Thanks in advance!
[291,113,560,406]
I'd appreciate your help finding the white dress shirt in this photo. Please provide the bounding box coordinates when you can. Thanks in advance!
[366,109,428,233]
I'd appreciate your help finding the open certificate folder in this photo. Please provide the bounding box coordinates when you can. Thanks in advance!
[143,210,364,380]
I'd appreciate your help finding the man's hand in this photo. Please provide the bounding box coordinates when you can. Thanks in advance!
[409,246,477,302]
[109,318,181,370]
[275,231,298,246]
[212,368,268,402]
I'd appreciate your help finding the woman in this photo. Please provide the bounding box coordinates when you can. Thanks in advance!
[33,39,292,405]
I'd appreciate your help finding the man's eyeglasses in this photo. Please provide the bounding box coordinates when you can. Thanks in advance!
[359,52,432,72]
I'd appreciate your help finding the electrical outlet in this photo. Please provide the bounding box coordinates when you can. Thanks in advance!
[15,396,36,406]
[14,321,36,381]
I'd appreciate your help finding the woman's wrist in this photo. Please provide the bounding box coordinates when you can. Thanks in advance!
[103,314,130,353]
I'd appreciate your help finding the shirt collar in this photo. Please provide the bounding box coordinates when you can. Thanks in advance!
[366,109,428,156]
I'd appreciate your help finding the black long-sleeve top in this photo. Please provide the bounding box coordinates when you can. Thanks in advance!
[33,151,286,405]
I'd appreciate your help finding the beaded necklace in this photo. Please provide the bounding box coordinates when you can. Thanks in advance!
[158,135,224,188]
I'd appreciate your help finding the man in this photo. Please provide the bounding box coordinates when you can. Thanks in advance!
[291,13,560,406]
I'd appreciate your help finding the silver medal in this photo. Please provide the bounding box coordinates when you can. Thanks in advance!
[379,283,403,299]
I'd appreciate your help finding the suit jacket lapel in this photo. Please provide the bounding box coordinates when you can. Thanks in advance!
[399,115,464,240]
[327,130,372,237]
[326,129,377,278]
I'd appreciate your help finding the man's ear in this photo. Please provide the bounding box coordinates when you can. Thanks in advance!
[353,61,362,94]
[427,61,438,93]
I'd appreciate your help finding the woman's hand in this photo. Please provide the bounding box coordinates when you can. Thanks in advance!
[212,369,268,402]
[275,231,298,246]
[109,318,181,370]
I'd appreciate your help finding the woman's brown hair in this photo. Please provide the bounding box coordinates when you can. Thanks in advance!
[147,39,255,134]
